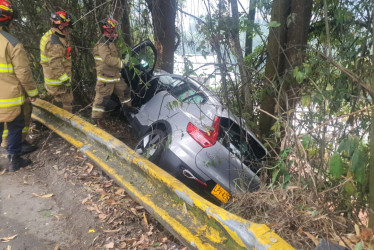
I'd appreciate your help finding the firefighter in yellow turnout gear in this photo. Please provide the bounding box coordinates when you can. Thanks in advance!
[0,0,39,172]
[91,18,131,126]
[40,11,74,112]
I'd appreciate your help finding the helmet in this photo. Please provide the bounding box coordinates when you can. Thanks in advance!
[99,18,118,40]
[0,0,16,25]
[51,11,73,29]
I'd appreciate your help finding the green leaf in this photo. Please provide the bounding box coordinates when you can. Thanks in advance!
[41,210,52,217]
[280,149,291,159]
[267,21,281,28]
[301,96,311,107]
[151,242,162,247]
[329,153,343,178]
[354,241,363,250]
[281,172,291,188]
[172,100,179,108]
[311,210,318,217]
[124,54,130,64]
[272,168,281,185]
[301,135,312,149]
[337,137,358,157]
[351,150,367,183]
[344,181,355,195]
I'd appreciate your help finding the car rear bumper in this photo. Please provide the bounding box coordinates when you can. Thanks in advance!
[159,148,212,188]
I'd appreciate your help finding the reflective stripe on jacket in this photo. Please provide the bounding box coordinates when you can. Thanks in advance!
[40,28,72,86]
[93,37,122,83]
[0,27,38,122]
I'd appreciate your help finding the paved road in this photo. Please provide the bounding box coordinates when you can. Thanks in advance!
[0,150,97,250]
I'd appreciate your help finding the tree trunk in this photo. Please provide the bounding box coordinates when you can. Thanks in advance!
[369,108,374,228]
[146,0,177,73]
[259,0,290,138]
[259,0,313,139]
[119,0,132,47]
[242,0,257,118]
[368,1,374,228]
[114,0,132,46]
[245,0,257,55]
[281,0,313,106]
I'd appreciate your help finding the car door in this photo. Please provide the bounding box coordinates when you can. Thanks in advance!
[121,40,157,106]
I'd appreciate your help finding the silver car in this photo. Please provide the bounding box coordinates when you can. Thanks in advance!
[122,40,267,203]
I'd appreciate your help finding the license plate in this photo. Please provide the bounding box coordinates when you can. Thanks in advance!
[211,184,231,203]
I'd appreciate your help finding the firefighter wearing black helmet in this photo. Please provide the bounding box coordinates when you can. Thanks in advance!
[0,0,39,172]
[40,10,74,112]
[91,18,132,127]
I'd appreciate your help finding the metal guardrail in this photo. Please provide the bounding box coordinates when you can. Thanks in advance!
[31,99,294,250]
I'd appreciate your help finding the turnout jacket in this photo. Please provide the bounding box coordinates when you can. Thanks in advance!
[40,28,72,86]
[93,37,123,83]
[0,27,38,122]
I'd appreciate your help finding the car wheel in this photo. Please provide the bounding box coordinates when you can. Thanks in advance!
[134,129,167,163]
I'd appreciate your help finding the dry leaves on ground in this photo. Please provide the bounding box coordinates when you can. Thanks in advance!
[54,147,181,249]
[0,235,17,242]
[32,193,54,198]
[227,186,374,249]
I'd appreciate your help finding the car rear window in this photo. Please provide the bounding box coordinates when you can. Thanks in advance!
[158,75,184,88]
[218,118,266,170]
[169,81,206,104]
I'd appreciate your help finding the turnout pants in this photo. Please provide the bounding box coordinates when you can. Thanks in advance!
[0,112,24,155]
[2,99,32,146]
[91,79,130,119]
[45,83,74,112]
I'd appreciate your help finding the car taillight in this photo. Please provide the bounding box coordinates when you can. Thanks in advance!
[187,116,220,148]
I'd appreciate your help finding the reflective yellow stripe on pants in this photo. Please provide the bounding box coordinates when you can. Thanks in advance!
[44,73,70,86]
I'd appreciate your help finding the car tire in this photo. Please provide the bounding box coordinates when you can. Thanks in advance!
[134,129,167,164]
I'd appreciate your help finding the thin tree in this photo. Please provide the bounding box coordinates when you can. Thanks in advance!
[369,0,374,228]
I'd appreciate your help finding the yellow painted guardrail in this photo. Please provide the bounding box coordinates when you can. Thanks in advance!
[31,99,293,250]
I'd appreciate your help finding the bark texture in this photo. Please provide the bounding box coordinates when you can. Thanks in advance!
[259,0,313,139]
[146,0,177,73]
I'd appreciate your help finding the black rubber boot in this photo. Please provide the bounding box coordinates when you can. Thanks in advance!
[8,154,32,172]
[21,141,38,155]
[92,118,103,128]
[122,106,138,123]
